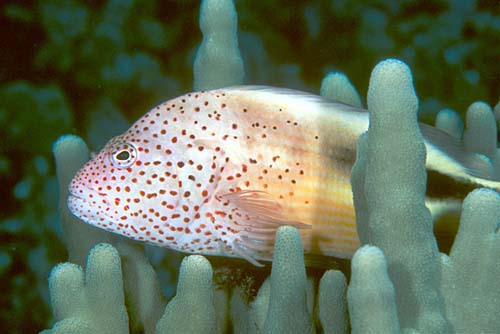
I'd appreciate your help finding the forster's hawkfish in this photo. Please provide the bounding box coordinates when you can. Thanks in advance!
[68,86,499,266]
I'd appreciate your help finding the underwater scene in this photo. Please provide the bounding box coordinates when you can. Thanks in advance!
[1,0,499,333]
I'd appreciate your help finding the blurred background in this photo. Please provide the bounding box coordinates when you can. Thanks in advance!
[0,0,498,332]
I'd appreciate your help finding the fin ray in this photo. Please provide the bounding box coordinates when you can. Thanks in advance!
[217,190,310,265]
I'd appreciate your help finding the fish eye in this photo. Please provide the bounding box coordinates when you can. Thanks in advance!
[110,142,137,168]
[116,151,130,161]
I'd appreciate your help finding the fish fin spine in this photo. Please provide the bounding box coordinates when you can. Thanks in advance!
[213,190,310,266]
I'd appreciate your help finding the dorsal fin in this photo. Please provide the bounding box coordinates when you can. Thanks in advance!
[224,85,366,113]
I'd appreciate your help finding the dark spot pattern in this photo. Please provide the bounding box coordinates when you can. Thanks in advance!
[67,88,319,265]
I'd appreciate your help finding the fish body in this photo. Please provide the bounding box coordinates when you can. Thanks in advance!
[68,86,499,266]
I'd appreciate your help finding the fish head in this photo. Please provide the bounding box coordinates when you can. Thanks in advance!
[68,134,144,232]
[66,109,197,242]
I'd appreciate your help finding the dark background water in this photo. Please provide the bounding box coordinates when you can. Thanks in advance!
[0,0,498,332]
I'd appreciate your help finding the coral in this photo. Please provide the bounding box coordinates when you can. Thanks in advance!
[434,109,463,139]
[441,188,500,332]
[44,75,500,332]
[44,56,500,332]
[41,243,129,334]
[261,226,313,334]
[42,221,340,333]
[353,59,449,332]
[156,255,216,333]
[463,101,497,157]
[351,59,500,333]
[317,269,348,334]
[347,245,399,334]
[1,0,499,333]
[193,0,244,90]
[319,72,362,108]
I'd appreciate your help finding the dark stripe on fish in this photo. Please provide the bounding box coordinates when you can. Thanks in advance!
[331,146,357,171]
[426,169,478,200]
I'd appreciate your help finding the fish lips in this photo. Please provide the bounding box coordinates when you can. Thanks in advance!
[67,188,116,229]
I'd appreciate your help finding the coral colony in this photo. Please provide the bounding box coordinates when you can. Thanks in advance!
[3,0,494,333]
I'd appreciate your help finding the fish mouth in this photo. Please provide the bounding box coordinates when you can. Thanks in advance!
[67,187,115,227]
[67,191,87,213]
[67,192,90,222]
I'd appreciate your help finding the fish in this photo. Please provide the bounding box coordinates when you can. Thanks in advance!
[67,86,500,266]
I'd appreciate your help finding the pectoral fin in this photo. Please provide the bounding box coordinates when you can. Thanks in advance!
[217,190,310,266]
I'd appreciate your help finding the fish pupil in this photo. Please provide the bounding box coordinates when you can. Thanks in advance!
[116,151,130,161]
